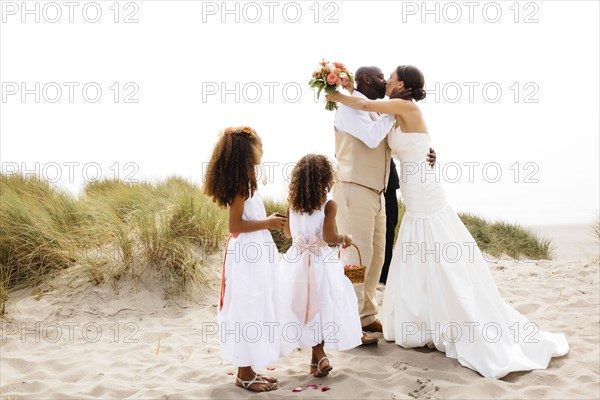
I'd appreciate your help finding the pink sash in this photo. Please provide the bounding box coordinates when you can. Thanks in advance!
[290,236,326,325]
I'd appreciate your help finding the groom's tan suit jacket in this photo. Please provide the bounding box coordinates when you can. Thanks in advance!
[334,115,391,193]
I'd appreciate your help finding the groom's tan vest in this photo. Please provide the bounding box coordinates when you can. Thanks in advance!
[334,113,392,193]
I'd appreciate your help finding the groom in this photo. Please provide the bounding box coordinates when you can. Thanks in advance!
[332,66,435,343]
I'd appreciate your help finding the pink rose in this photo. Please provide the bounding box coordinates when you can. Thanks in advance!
[327,73,338,85]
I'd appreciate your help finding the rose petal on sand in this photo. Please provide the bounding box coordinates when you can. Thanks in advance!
[292,387,303,392]
[226,372,234,376]
[266,367,276,371]
[307,384,318,390]
[322,386,332,392]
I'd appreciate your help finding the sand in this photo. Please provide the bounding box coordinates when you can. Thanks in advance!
[1,224,598,399]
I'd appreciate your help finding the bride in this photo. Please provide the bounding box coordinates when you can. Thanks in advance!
[326,65,569,379]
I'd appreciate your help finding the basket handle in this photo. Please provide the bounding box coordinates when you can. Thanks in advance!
[340,242,363,266]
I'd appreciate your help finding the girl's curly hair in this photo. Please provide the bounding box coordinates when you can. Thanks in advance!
[203,127,259,208]
[288,154,336,214]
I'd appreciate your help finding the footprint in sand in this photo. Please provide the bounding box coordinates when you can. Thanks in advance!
[392,362,408,371]
[407,377,440,400]
[391,363,440,399]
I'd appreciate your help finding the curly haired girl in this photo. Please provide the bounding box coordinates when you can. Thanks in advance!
[204,126,286,393]
[277,154,363,377]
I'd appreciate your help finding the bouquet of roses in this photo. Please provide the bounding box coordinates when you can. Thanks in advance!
[309,60,354,111]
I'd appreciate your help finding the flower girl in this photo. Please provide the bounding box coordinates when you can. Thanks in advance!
[204,126,287,392]
[278,154,363,377]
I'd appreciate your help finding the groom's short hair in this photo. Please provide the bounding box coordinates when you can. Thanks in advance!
[355,66,380,85]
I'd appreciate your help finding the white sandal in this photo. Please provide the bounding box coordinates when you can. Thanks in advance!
[236,374,277,392]
[314,356,333,377]
[257,373,278,383]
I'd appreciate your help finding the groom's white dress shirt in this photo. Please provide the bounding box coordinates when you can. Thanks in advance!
[333,90,394,149]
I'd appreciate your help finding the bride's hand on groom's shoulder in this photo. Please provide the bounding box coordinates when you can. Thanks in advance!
[427,148,437,168]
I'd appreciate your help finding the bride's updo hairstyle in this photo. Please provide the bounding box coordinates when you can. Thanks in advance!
[392,65,426,102]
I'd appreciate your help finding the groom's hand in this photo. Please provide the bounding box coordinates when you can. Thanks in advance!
[390,87,412,100]
[427,148,436,168]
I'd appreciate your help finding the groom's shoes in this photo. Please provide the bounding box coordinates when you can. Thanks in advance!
[362,320,383,333]
[360,332,379,345]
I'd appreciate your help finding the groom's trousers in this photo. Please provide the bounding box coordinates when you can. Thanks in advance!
[332,181,386,327]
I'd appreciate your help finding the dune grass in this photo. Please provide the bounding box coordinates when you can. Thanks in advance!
[80,177,228,294]
[0,175,79,292]
[0,174,228,315]
[458,213,553,260]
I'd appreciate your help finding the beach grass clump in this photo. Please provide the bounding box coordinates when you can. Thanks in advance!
[431,210,552,260]
[0,174,229,315]
[0,175,78,288]
[79,176,227,294]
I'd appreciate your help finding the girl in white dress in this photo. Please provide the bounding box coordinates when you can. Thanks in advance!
[278,154,363,377]
[327,66,569,379]
[203,126,287,392]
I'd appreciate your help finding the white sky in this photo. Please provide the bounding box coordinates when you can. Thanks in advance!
[1,0,599,225]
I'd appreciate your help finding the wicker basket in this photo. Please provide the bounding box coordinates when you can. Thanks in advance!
[342,243,366,284]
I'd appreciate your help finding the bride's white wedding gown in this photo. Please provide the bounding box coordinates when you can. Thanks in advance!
[381,128,569,379]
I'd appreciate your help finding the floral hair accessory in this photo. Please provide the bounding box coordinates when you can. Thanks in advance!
[223,126,257,139]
